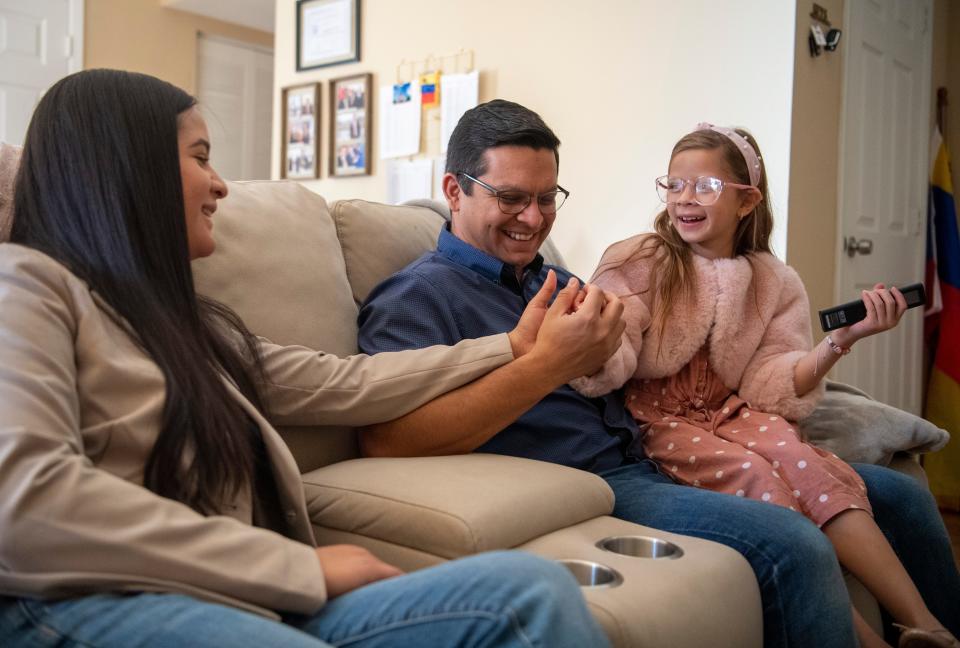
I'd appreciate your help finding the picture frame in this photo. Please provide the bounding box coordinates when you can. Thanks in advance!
[281,83,320,180]
[329,72,371,177]
[296,0,361,71]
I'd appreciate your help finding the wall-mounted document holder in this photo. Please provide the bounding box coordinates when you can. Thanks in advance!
[396,49,474,83]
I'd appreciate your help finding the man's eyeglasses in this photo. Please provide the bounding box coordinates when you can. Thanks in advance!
[655,175,756,207]
[457,172,569,216]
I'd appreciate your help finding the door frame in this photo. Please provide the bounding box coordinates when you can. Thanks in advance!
[68,0,84,72]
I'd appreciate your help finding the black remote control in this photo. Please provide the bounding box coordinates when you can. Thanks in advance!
[818,283,926,332]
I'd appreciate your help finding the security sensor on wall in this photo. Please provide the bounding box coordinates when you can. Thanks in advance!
[811,24,827,47]
[809,24,825,56]
[808,3,840,57]
[824,28,842,51]
[809,23,841,57]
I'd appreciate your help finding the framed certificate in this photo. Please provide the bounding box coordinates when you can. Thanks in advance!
[296,0,361,71]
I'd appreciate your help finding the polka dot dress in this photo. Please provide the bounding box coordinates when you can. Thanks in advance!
[627,347,871,527]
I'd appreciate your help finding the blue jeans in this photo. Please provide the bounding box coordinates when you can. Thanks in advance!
[602,460,960,648]
[0,551,610,648]
[855,463,960,641]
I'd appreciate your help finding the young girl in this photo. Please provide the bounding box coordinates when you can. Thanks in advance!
[0,69,611,648]
[573,123,958,648]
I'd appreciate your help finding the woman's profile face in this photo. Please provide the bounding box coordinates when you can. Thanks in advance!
[178,107,227,260]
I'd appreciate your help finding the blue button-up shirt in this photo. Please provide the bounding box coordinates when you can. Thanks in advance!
[357,226,637,473]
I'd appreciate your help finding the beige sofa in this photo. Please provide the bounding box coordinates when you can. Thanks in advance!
[187,178,951,647]
[191,179,762,647]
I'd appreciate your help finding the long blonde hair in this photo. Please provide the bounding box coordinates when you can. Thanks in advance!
[595,128,774,345]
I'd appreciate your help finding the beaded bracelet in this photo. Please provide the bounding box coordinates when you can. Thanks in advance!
[814,335,852,377]
[825,335,852,356]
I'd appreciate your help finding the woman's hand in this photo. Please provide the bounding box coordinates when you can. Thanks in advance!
[831,283,908,348]
[315,544,404,599]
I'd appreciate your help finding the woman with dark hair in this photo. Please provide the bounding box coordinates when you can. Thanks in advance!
[0,69,613,647]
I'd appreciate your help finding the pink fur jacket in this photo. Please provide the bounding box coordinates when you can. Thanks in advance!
[572,235,825,421]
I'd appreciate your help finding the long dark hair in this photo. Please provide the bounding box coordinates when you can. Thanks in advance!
[11,69,265,514]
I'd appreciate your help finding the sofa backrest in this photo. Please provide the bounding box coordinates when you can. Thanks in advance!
[332,198,448,305]
[200,180,569,474]
[192,180,362,471]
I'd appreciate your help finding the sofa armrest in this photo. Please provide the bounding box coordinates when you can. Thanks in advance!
[519,517,762,648]
[301,454,614,558]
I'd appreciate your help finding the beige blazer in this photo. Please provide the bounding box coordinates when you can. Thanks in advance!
[0,244,514,618]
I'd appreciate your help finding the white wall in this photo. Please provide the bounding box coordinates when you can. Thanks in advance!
[272,0,796,277]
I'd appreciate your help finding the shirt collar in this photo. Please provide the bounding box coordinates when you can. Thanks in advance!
[436,224,544,294]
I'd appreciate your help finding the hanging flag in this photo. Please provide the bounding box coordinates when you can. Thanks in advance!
[924,128,960,510]
[420,71,440,108]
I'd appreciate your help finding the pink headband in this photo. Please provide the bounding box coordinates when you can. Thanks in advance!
[694,122,762,187]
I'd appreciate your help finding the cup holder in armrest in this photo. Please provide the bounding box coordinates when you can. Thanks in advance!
[556,559,624,588]
[596,535,684,559]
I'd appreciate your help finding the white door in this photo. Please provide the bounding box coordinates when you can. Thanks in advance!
[0,0,81,145]
[196,34,273,181]
[834,0,932,413]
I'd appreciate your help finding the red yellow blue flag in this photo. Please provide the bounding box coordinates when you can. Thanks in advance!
[924,129,960,510]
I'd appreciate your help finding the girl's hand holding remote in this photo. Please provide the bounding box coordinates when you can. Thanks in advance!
[831,283,908,349]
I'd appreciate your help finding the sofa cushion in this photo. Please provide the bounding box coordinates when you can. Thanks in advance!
[302,454,615,558]
[193,180,361,471]
[332,199,446,305]
[193,180,358,355]
[332,198,569,305]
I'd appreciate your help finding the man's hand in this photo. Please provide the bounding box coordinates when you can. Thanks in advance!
[361,273,625,458]
[315,545,404,599]
[508,269,558,358]
[831,283,908,348]
[508,272,624,375]
[528,277,625,383]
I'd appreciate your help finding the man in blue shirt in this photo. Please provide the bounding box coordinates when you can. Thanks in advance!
[359,225,633,473]
[358,100,959,647]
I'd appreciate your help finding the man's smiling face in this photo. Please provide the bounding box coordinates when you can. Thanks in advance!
[448,145,558,270]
